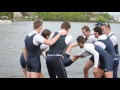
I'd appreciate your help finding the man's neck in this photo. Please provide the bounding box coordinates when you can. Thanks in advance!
[34,29,39,33]
[86,32,91,38]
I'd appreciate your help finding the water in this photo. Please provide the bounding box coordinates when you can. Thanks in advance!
[0,21,120,78]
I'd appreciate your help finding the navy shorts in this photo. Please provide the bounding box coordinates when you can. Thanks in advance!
[20,53,26,69]
[27,56,41,73]
[62,53,73,67]
[90,55,103,64]
[90,55,113,72]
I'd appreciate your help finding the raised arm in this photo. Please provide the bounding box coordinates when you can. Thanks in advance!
[65,42,78,55]
[43,31,68,45]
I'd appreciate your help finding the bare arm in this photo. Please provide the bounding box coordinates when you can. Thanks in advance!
[22,47,28,61]
[65,42,79,62]
[43,33,61,45]
[43,31,68,46]
[65,42,78,55]
[70,55,80,62]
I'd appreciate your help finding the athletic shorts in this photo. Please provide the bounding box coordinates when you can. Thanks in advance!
[27,56,41,72]
[20,53,26,69]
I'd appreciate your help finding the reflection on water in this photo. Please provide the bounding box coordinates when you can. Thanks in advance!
[0,21,120,78]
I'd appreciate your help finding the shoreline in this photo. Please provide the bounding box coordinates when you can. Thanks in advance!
[11,20,120,24]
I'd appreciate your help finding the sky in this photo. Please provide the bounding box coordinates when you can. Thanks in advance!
[107,12,120,16]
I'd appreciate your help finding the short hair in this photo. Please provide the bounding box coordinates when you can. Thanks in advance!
[82,26,90,32]
[93,27,103,35]
[41,29,51,38]
[61,21,71,30]
[34,19,43,29]
[76,35,86,44]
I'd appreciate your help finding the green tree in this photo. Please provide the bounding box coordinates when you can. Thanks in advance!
[96,16,107,22]
[102,12,111,21]
[0,12,13,19]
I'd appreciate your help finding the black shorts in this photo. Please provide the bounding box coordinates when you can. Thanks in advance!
[90,55,114,72]
[90,55,105,70]
[20,53,26,69]
[90,55,104,64]
[27,56,41,72]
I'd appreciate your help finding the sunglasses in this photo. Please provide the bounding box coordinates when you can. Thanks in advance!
[101,22,109,26]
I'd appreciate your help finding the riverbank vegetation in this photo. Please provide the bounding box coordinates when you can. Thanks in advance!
[0,12,112,22]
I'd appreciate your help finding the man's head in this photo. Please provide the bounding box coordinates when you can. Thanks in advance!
[61,21,71,32]
[34,19,43,33]
[93,27,103,38]
[82,26,90,37]
[76,35,86,48]
[100,22,111,35]
[41,29,51,39]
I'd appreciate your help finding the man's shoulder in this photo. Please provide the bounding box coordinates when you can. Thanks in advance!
[66,34,73,38]
[110,34,118,40]
[66,34,73,41]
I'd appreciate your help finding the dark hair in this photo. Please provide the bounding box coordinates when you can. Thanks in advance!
[82,26,90,32]
[34,19,43,29]
[93,27,103,35]
[41,29,51,38]
[61,21,71,30]
[76,35,86,44]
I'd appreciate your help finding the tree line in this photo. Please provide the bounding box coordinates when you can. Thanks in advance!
[0,12,111,22]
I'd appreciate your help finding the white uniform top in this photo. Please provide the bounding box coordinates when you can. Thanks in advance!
[94,34,107,49]
[81,35,106,58]
[77,43,99,68]
[108,32,118,46]
[86,32,97,43]
[94,41,106,50]
[27,31,48,50]
[27,31,49,59]
[50,30,73,45]
[76,35,106,68]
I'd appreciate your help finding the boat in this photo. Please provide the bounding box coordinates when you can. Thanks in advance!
[0,16,12,24]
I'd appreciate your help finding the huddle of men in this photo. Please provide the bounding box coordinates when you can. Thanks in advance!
[20,19,119,78]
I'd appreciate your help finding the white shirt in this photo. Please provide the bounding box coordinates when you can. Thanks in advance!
[77,43,99,68]
[94,41,106,50]
[108,32,118,46]
[50,30,73,45]
[98,34,107,40]
[27,30,46,49]
[86,32,97,43]
[27,31,49,59]
[79,40,106,58]
[40,44,49,50]
[94,34,107,49]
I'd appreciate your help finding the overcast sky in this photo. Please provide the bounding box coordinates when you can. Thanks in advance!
[106,12,120,15]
